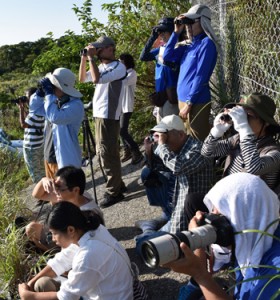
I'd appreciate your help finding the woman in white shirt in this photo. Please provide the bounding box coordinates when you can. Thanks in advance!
[119,53,143,165]
[19,201,133,300]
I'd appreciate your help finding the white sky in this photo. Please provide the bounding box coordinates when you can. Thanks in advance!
[0,0,111,46]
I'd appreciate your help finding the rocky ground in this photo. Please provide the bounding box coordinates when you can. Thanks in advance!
[22,151,232,300]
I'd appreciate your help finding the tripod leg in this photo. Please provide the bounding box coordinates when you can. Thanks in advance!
[84,121,98,204]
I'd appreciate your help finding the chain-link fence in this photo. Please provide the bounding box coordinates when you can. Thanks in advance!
[191,0,280,116]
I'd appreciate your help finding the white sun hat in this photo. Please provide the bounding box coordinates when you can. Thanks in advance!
[47,68,82,98]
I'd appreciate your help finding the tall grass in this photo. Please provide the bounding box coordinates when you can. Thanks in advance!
[0,150,45,298]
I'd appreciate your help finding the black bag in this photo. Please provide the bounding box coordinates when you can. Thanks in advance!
[166,86,178,104]
[149,90,167,107]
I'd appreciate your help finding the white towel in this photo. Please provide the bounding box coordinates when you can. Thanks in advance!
[204,173,279,276]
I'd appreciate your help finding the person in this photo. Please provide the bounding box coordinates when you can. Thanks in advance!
[79,36,127,208]
[165,173,280,300]
[18,201,133,300]
[26,166,104,251]
[44,120,58,179]
[39,68,84,169]
[17,87,45,183]
[163,4,219,141]
[119,53,143,164]
[140,17,179,123]
[135,115,214,250]
[201,92,280,191]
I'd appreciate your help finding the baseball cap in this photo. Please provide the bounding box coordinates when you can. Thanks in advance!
[224,92,278,126]
[91,36,115,48]
[182,4,211,20]
[154,17,174,33]
[150,115,186,133]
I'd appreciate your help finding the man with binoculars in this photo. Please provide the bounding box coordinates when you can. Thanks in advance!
[79,36,127,208]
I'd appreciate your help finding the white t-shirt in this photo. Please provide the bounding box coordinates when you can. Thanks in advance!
[48,225,133,300]
[121,68,137,113]
[86,61,127,120]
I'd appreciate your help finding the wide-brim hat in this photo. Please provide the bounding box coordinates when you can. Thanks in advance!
[224,92,278,126]
[46,68,82,98]
[91,36,115,48]
[182,4,211,20]
[150,114,186,133]
[154,17,174,33]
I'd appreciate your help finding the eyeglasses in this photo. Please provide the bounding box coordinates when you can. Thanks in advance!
[53,184,69,193]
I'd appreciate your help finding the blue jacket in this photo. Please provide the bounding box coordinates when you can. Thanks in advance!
[235,225,280,299]
[140,35,178,93]
[163,32,217,104]
[44,94,84,168]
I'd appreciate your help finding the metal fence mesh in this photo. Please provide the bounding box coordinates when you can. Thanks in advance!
[191,0,280,116]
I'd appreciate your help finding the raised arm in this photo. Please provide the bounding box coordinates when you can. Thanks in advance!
[32,177,57,203]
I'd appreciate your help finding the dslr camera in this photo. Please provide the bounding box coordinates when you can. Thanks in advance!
[140,213,234,268]
[174,18,195,25]
[10,96,28,105]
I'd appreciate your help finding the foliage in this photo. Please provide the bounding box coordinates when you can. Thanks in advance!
[0,149,30,192]
[0,150,51,298]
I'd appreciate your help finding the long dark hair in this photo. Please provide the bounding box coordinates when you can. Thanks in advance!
[119,53,135,69]
[48,201,100,233]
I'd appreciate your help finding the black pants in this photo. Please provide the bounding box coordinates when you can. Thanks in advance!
[120,112,139,151]
[184,193,209,226]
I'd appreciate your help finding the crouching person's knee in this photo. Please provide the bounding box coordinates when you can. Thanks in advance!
[34,276,60,292]
[25,221,42,242]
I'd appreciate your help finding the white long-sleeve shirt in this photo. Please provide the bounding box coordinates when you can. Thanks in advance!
[121,68,137,113]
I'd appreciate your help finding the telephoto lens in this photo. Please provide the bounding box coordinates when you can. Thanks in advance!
[140,213,234,268]
[220,114,232,122]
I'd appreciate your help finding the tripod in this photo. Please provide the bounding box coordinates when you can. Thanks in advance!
[82,113,107,203]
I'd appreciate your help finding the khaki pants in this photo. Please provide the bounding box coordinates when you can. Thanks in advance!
[179,101,211,141]
[95,118,122,196]
[34,276,60,292]
[44,161,58,179]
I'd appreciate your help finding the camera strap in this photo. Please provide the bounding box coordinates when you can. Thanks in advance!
[56,95,70,109]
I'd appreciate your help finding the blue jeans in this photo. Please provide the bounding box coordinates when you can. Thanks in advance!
[141,166,175,219]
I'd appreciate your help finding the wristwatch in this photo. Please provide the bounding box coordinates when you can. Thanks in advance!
[185,100,192,106]
[88,56,97,63]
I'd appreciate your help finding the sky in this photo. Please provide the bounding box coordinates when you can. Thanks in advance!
[0,0,112,46]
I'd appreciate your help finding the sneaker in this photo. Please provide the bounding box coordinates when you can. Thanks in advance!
[121,148,132,163]
[131,150,144,165]
[120,182,128,193]
[99,192,124,208]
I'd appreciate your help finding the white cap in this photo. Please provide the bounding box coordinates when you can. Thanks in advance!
[46,68,82,98]
[150,115,186,133]
[182,4,211,20]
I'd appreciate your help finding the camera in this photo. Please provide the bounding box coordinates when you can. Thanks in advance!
[174,18,195,25]
[10,96,28,104]
[140,213,234,268]
[220,114,232,122]
[80,48,88,56]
